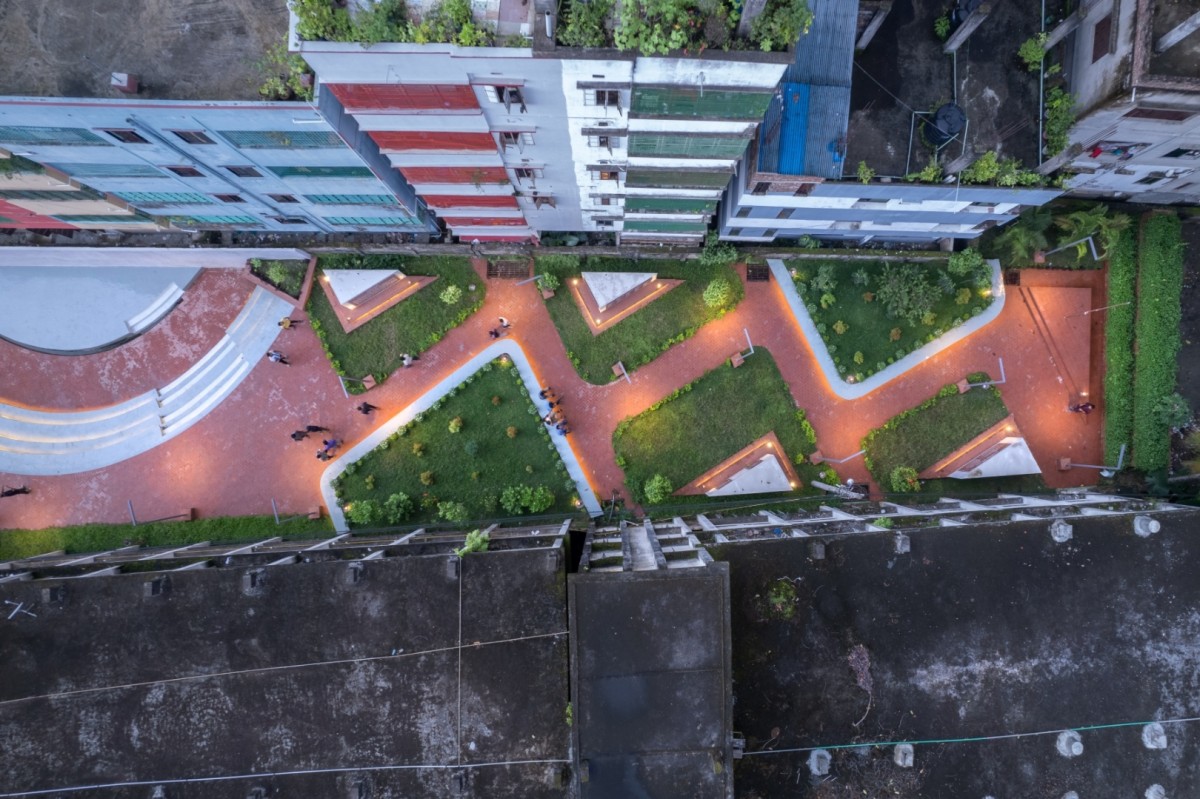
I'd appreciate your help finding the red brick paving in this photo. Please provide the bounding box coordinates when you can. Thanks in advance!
[0,259,1106,531]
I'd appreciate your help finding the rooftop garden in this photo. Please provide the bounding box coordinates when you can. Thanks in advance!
[291,0,501,46]
[860,374,1045,498]
[538,250,742,385]
[558,0,811,53]
[333,358,580,526]
[979,203,1131,269]
[790,253,993,383]
[307,253,484,389]
[612,350,828,507]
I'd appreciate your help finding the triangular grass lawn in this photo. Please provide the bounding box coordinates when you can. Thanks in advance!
[613,349,824,506]
[540,255,742,385]
[308,254,484,385]
[335,359,578,525]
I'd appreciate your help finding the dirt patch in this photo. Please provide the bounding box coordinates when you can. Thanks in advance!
[0,0,288,99]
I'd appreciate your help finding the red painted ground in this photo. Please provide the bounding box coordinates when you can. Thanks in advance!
[0,260,1106,530]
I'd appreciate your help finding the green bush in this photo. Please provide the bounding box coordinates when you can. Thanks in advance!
[383,492,414,524]
[440,284,464,305]
[438,501,471,523]
[889,466,921,492]
[875,263,940,324]
[346,499,381,526]
[558,0,614,46]
[454,529,490,557]
[1132,215,1184,470]
[1103,227,1136,463]
[1018,33,1047,71]
[703,277,734,309]
[933,15,950,40]
[642,474,674,504]
[1155,393,1192,432]
[537,272,561,293]
[449,416,464,433]
[499,484,555,515]
[699,232,738,268]
[856,160,875,184]
[751,0,813,51]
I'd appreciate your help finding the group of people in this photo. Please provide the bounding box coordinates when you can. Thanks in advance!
[539,386,571,436]
[289,425,341,460]
[488,317,512,340]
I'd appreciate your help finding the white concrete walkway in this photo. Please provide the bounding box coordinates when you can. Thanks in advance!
[0,288,292,476]
[320,340,604,532]
[768,258,1006,400]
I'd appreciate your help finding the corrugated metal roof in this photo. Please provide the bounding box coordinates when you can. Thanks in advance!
[761,0,857,179]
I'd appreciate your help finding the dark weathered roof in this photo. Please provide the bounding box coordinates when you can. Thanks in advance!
[570,564,733,799]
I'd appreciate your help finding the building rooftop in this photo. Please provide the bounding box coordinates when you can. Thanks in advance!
[1143,0,1200,83]
[846,0,1042,178]
[0,542,571,797]
[0,0,288,100]
[570,564,733,798]
[718,509,1200,797]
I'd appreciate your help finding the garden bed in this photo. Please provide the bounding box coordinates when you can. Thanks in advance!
[861,375,1011,493]
[249,257,309,298]
[333,359,578,526]
[612,350,828,506]
[0,515,332,560]
[307,254,484,387]
[538,255,742,385]
[789,258,991,382]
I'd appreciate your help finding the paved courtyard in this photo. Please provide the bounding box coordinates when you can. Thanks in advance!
[0,252,1106,530]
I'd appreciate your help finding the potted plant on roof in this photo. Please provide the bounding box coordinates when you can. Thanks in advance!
[537,272,560,299]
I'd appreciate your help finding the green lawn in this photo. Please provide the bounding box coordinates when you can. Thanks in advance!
[790,259,991,382]
[862,375,1011,489]
[250,257,308,298]
[612,350,826,506]
[539,255,742,385]
[308,254,484,386]
[334,359,578,525]
[0,515,332,560]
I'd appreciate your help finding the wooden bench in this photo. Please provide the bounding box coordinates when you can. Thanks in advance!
[731,352,746,368]
[308,507,323,521]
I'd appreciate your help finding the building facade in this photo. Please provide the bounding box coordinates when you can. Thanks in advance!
[0,97,438,236]
[1054,0,1200,204]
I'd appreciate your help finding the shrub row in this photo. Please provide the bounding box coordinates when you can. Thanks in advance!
[1131,214,1184,471]
[1102,227,1137,463]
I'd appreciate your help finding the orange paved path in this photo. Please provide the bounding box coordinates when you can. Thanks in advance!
[0,261,1105,531]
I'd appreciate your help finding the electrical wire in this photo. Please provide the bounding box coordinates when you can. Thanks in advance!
[743,713,1200,756]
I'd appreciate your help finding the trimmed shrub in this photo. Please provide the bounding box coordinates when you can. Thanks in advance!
[499,484,555,515]
[703,277,734,309]
[448,416,463,433]
[383,492,414,524]
[643,474,674,504]
[439,284,464,305]
[420,470,435,486]
[506,425,518,439]
[1103,227,1136,463]
[1131,214,1183,470]
[889,466,921,493]
[438,501,470,523]
[346,499,381,526]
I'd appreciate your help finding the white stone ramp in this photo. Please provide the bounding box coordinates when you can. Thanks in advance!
[0,288,291,476]
[581,271,655,311]
[627,525,658,571]
[324,270,402,306]
[706,454,793,496]
[950,438,1041,479]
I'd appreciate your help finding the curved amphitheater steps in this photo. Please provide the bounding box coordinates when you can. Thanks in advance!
[0,288,292,477]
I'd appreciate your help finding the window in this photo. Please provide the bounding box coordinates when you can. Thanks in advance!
[588,134,621,152]
[1165,147,1200,159]
[513,167,542,181]
[776,208,792,220]
[171,130,215,145]
[486,86,528,113]
[49,162,164,177]
[1125,108,1193,122]
[269,193,300,203]
[752,181,770,195]
[593,169,620,181]
[532,194,556,209]
[599,197,613,206]
[499,131,534,150]
[220,130,343,149]
[735,207,751,218]
[1091,14,1113,63]
[215,194,245,203]
[271,216,308,224]
[728,228,743,237]
[267,165,374,178]
[101,129,150,144]
[588,89,621,109]
[303,194,399,205]
[0,126,109,146]
[225,165,262,178]
[595,219,613,228]
[1135,172,1168,185]
[324,215,419,226]
[166,165,204,177]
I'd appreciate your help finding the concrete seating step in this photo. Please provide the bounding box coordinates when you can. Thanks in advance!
[126,283,184,334]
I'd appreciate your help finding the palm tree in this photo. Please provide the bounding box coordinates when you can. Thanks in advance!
[1053,204,1108,240]
[994,222,1049,266]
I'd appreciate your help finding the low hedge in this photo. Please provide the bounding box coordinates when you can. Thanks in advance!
[1102,228,1136,463]
[1131,214,1184,471]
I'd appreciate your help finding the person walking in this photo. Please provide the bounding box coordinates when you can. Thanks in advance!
[278,317,303,330]
[316,450,331,461]
[306,425,329,433]
[0,485,31,497]
[402,353,419,368]
[498,316,511,330]
[322,439,340,453]
[488,329,501,340]
[538,386,553,399]
[291,430,309,442]
[357,402,378,415]
[267,350,289,365]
